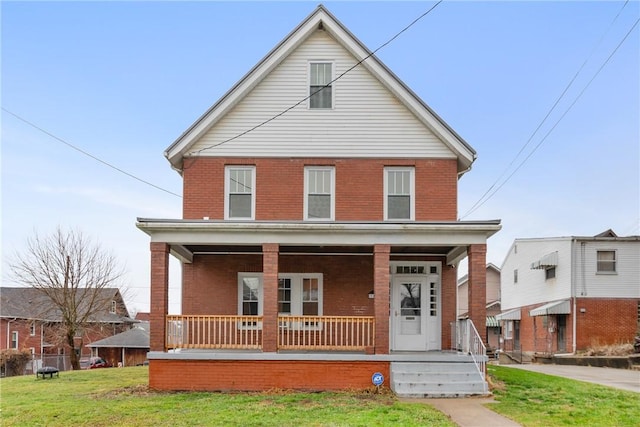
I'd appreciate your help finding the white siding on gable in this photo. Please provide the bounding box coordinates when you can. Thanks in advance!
[190,30,455,158]
[500,238,573,310]
[575,240,640,298]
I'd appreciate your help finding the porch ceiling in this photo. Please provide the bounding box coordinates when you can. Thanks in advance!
[137,219,501,264]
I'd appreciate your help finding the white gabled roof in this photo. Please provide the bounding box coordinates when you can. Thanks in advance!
[165,5,476,174]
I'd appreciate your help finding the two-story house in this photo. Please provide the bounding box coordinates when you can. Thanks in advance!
[0,287,133,373]
[498,230,640,358]
[138,5,500,396]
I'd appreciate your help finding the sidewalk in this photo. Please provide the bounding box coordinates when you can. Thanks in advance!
[502,364,640,393]
[401,396,521,427]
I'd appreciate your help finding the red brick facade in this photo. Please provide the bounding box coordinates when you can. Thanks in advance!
[149,359,390,392]
[182,158,458,221]
[506,298,639,354]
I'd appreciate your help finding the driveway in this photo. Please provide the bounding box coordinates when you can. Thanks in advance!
[502,364,640,393]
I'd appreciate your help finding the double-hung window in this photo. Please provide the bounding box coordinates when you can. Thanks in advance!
[238,273,323,328]
[304,167,334,220]
[225,166,255,220]
[596,250,616,273]
[309,62,333,109]
[384,167,415,220]
[11,331,18,349]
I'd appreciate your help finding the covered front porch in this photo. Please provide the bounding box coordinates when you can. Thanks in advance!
[138,219,500,393]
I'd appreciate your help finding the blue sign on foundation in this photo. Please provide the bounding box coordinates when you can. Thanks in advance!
[372,372,384,386]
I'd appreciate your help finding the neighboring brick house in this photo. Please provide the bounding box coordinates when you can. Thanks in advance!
[0,287,133,371]
[457,263,501,352]
[498,230,640,357]
[137,5,500,395]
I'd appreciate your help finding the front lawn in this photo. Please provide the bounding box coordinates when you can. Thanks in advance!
[0,367,454,427]
[488,365,640,426]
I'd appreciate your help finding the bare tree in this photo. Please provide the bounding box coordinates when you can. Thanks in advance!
[9,228,126,370]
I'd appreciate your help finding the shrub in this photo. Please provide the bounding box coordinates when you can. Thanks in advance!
[0,349,32,377]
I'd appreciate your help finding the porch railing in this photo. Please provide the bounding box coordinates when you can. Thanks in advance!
[166,315,263,350]
[166,315,375,352]
[451,319,486,380]
[278,316,375,351]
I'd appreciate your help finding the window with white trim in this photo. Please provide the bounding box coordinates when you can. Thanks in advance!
[596,250,616,273]
[504,321,513,339]
[304,167,334,220]
[238,273,323,320]
[239,274,262,316]
[309,62,333,109]
[513,269,518,284]
[225,166,255,220]
[11,331,18,349]
[384,167,415,220]
[110,300,117,314]
[30,321,36,336]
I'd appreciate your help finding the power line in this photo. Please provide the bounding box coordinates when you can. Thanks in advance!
[1,107,182,199]
[189,1,443,156]
[460,9,639,219]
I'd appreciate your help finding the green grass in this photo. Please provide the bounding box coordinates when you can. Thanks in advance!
[0,367,454,427]
[487,365,640,426]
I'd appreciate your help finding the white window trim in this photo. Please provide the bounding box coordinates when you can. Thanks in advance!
[308,60,335,110]
[237,273,263,316]
[225,166,256,220]
[504,321,513,339]
[30,321,36,336]
[11,331,18,349]
[237,273,323,322]
[303,166,335,221]
[383,167,415,221]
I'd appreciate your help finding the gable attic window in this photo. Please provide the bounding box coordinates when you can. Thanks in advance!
[309,62,333,109]
[596,250,616,273]
[110,300,117,314]
[225,166,256,220]
[384,167,415,220]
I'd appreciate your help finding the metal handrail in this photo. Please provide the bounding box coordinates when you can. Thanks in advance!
[451,319,486,380]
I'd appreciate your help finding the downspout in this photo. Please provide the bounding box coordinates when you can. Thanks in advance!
[6,318,16,349]
[571,239,577,354]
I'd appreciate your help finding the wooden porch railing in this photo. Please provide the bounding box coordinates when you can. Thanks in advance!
[278,316,375,351]
[165,315,375,352]
[166,315,262,350]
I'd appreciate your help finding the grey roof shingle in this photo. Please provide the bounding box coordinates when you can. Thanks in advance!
[0,287,133,324]
[87,323,150,349]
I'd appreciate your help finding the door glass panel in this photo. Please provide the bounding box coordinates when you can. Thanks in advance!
[400,283,421,334]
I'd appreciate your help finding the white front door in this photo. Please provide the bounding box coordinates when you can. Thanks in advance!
[391,277,427,351]
[391,272,441,351]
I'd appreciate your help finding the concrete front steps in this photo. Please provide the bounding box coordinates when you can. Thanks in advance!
[391,359,489,398]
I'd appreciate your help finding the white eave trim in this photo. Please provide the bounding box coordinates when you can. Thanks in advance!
[136,219,501,246]
[164,5,475,173]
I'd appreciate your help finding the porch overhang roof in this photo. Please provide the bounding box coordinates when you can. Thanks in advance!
[529,300,571,317]
[136,218,501,264]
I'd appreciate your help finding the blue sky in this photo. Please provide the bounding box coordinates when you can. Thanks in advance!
[2,1,638,314]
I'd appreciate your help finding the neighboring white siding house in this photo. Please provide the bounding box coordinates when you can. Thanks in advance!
[501,233,640,310]
[498,230,640,355]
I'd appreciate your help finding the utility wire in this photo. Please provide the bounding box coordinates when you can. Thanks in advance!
[1,107,182,198]
[461,15,640,219]
[189,1,443,156]
[460,0,632,219]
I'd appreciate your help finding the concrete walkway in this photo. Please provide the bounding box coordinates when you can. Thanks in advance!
[503,364,640,393]
[401,397,521,427]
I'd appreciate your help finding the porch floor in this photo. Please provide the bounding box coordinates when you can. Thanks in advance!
[148,349,477,363]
